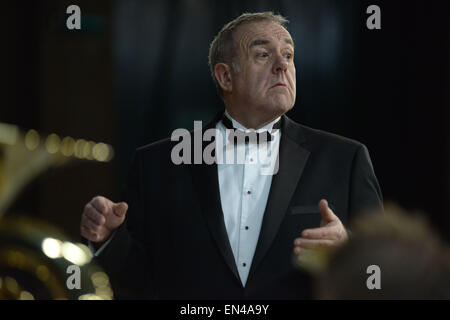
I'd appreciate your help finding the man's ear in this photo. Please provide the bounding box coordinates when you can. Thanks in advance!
[214,63,233,94]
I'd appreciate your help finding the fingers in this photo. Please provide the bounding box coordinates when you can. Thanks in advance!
[81,197,109,242]
[80,196,127,243]
[81,224,99,242]
[302,224,347,241]
[293,238,334,249]
[82,202,105,233]
[83,214,101,233]
[302,225,336,239]
[84,203,106,225]
[90,196,109,215]
[81,209,103,241]
[293,246,306,255]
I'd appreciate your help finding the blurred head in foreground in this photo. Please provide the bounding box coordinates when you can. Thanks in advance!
[300,204,450,299]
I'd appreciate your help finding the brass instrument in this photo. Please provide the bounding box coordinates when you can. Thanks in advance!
[0,122,114,215]
[0,215,113,300]
[0,122,115,299]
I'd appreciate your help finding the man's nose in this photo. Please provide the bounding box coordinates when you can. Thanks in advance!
[272,54,289,74]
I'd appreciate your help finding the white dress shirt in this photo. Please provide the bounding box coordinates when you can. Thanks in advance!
[90,111,282,288]
[217,111,281,286]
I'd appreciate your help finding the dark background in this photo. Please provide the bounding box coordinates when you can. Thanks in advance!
[1,0,449,241]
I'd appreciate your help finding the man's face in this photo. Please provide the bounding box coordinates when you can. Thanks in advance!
[230,21,296,118]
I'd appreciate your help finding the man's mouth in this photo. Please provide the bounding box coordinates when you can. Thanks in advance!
[270,83,287,89]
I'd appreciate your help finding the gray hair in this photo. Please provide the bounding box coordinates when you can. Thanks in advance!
[208,12,289,99]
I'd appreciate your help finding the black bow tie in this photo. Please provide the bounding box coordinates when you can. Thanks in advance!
[221,114,281,145]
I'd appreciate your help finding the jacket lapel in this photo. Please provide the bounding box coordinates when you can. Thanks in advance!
[248,115,310,279]
[189,111,242,286]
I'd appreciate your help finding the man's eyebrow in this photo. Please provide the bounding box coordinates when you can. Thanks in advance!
[249,38,295,48]
[249,39,270,48]
[284,38,294,48]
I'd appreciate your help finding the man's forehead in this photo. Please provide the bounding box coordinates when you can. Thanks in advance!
[235,21,294,47]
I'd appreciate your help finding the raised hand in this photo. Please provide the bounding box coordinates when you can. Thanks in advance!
[80,196,128,244]
[293,199,348,257]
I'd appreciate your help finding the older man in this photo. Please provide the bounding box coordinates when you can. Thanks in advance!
[80,12,383,299]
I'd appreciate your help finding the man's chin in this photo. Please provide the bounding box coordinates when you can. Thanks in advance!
[258,104,293,120]
[269,98,294,115]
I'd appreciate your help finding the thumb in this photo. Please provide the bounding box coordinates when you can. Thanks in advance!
[113,202,128,218]
[318,199,336,223]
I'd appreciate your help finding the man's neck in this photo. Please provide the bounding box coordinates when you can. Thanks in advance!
[225,108,281,130]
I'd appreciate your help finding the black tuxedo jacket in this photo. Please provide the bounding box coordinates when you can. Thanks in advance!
[95,112,383,299]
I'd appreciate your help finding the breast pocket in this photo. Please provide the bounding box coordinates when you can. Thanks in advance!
[286,205,322,232]
[288,205,320,215]
[288,203,336,215]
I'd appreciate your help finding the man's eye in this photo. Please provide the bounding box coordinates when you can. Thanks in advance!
[285,53,293,59]
[257,52,269,58]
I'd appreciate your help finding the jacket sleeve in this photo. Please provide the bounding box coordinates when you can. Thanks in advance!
[348,144,384,221]
[94,150,154,299]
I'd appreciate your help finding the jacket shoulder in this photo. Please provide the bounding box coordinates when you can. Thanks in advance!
[284,116,363,148]
[133,128,196,162]
[283,116,367,156]
[300,124,364,149]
